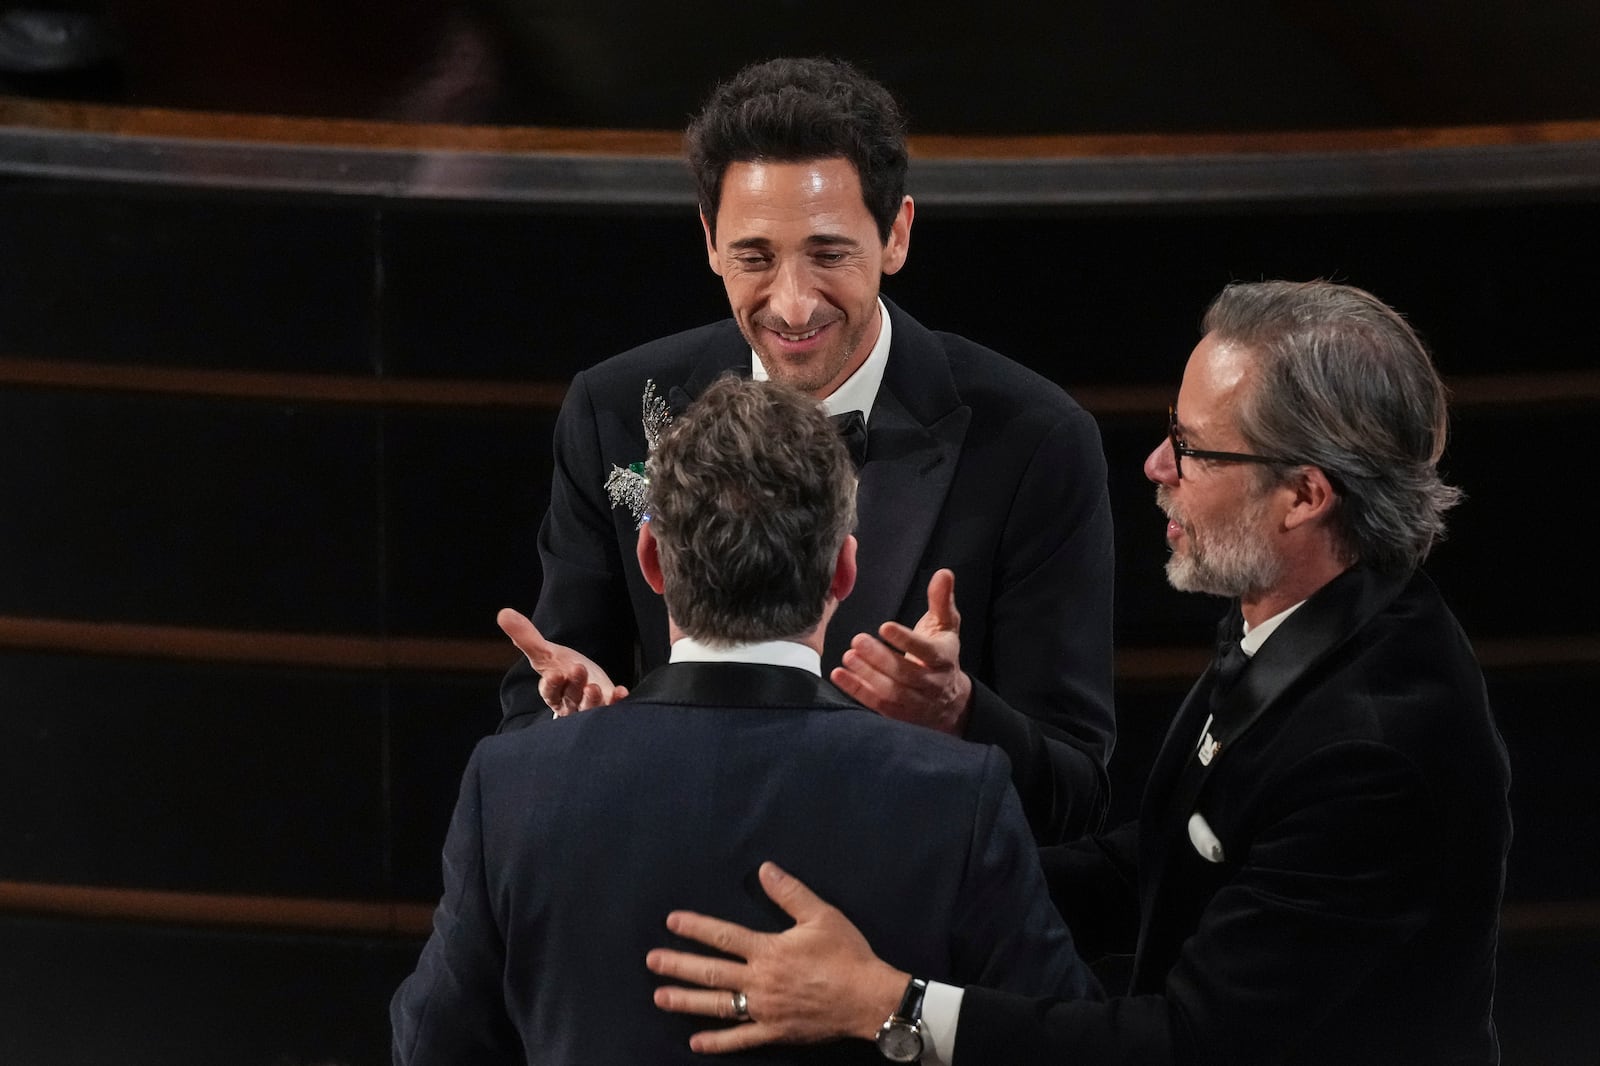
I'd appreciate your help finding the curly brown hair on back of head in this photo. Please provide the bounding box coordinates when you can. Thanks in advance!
[645,375,857,644]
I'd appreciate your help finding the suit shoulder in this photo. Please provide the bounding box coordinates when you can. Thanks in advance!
[1274,571,1504,778]
[910,329,1105,478]
[486,702,999,789]
[931,329,1087,416]
[467,722,564,773]
[826,706,1006,781]
[1349,571,1487,703]
[927,330,1104,462]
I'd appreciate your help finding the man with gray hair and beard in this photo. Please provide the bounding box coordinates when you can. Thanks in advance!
[392,376,1096,1064]
[648,280,1513,1066]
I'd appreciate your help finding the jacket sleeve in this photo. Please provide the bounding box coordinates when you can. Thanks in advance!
[945,747,1103,1001]
[1040,819,1143,963]
[500,368,641,729]
[391,748,521,1064]
[962,405,1116,842]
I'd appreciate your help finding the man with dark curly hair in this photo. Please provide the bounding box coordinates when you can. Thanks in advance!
[498,56,1116,845]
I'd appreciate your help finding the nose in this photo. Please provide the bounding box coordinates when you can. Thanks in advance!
[1145,435,1178,485]
[767,257,820,328]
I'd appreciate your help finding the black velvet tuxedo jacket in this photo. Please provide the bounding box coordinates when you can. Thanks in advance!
[956,566,1512,1065]
[394,661,1098,1064]
[501,300,1117,842]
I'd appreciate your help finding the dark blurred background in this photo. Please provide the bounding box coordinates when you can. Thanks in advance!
[4,1,1600,131]
[1,3,1597,1064]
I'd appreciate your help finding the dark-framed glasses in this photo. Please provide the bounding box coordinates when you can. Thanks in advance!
[1167,404,1301,480]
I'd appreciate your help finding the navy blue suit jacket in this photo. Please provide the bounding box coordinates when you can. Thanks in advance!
[395,661,1098,1063]
[501,300,1116,842]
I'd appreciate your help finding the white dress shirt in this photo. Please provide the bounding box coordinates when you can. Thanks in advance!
[751,297,892,419]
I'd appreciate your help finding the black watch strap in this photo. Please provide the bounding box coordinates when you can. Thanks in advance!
[876,976,930,1062]
[895,976,928,1023]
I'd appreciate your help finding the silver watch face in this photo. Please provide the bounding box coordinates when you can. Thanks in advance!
[877,1020,923,1062]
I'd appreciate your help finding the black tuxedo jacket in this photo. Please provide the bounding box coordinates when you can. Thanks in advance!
[956,567,1512,1065]
[502,300,1116,842]
[395,661,1098,1064]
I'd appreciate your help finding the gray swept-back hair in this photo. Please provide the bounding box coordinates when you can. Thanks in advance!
[646,375,856,643]
[1204,279,1463,572]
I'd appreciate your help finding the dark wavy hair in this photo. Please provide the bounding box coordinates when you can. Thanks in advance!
[685,56,909,244]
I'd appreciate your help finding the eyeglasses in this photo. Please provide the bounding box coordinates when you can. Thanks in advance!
[1167,404,1300,480]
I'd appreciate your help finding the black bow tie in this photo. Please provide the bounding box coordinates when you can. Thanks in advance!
[1209,638,1250,713]
[830,409,869,468]
[669,385,867,466]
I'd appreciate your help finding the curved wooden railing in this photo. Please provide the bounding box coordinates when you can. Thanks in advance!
[5,97,1600,207]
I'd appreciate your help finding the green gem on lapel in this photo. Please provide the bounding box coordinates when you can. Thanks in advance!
[603,379,672,529]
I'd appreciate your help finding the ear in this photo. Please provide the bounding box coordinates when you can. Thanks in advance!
[828,534,858,604]
[880,196,914,276]
[700,210,723,277]
[1281,466,1338,532]
[636,522,666,595]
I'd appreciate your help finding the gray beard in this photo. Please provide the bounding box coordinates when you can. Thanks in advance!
[1160,487,1283,599]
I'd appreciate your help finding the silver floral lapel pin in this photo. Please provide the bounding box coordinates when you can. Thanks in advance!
[604,379,672,528]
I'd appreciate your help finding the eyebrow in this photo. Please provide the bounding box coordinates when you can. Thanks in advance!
[723,233,862,252]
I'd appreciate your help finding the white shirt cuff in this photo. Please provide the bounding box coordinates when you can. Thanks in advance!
[919,981,963,1066]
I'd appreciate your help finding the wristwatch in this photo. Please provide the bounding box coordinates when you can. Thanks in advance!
[875,976,928,1062]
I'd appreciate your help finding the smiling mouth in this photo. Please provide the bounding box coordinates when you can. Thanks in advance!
[775,326,823,342]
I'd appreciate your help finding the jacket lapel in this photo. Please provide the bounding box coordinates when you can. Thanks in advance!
[1169,567,1409,819]
[830,389,968,663]
[666,332,749,414]
[1132,567,1412,972]
[826,301,969,665]
[1139,671,1217,827]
